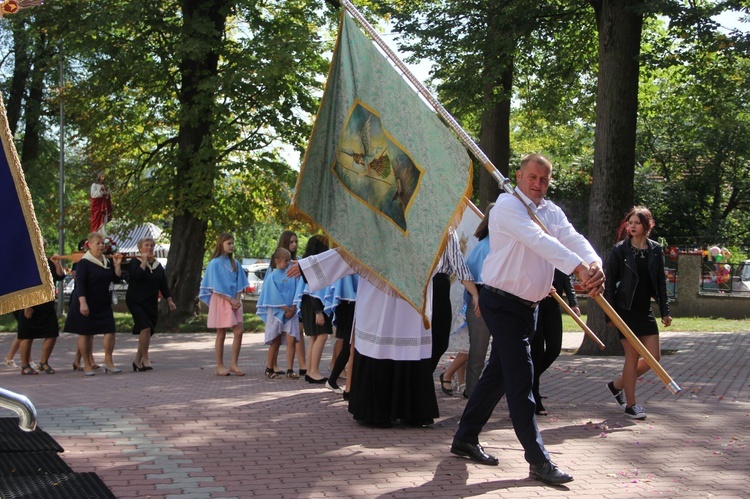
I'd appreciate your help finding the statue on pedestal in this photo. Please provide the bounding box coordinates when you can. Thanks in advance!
[90,171,113,234]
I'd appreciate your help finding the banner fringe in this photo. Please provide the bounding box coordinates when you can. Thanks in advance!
[0,92,55,314]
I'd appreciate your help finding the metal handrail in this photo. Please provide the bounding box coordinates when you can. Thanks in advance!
[0,386,38,431]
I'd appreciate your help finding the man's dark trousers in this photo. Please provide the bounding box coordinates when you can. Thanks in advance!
[454,288,550,465]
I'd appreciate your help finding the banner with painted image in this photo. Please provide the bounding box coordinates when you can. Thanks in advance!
[290,12,472,324]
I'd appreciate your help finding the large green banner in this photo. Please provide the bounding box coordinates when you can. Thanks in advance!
[290,12,472,323]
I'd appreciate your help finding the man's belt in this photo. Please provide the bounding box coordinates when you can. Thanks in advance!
[483,285,538,308]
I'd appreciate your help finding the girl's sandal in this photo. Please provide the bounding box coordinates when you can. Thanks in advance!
[264,367,281,379]
[21,365,38,375]
[39,362,56,374]
[286,369,299,379]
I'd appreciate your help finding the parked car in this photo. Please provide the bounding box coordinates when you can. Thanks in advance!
[242,263,269,298]
[63,274,75,300]
[732,260,750,293]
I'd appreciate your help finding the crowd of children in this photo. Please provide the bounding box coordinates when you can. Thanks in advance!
[199,231,357,394]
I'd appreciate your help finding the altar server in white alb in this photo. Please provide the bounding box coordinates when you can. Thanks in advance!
[287,248,440,428]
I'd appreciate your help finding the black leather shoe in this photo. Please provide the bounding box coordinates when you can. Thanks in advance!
[450,438,499,466]
[529,461,573,485]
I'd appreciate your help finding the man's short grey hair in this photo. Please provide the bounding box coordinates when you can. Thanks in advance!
[520,153,552,171]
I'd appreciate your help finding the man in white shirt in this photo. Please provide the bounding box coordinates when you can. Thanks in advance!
[450,154,605,486]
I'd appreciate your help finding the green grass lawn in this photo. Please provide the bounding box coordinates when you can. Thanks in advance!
[562,314,750,332]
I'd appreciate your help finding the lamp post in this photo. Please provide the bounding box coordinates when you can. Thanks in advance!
[56,41,65,316]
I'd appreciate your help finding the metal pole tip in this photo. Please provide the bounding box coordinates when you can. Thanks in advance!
[668,381,681,395]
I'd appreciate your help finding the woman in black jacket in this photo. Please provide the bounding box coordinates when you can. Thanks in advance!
[604,206,672,420]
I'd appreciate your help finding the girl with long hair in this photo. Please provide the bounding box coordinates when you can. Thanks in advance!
[258,247,301,379]
[296,235,332,383]
[269,230,307,376]
[604,206,672,419]
[199,233,249,376]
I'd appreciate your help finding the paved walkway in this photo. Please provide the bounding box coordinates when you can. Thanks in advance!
[1,329,748,498]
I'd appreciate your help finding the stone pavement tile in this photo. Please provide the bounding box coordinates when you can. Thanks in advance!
[1,330,749,498]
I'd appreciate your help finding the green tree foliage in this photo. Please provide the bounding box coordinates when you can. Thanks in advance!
[51,0,327,228]
[2,1,333,321]
[637,17,750,247]
[0,8,75,249]
[377,0,596,209]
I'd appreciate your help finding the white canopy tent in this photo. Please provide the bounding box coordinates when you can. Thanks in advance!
[110,222,170,258]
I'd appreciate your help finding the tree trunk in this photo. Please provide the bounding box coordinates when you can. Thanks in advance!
[164,0,229,323]
[579,0,643,355]
[477,64,513,210]
[6,18,31,135]
[166,214,208,321]
[20,31,50,168]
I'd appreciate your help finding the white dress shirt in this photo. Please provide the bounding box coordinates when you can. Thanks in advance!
[480,187,601,303]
